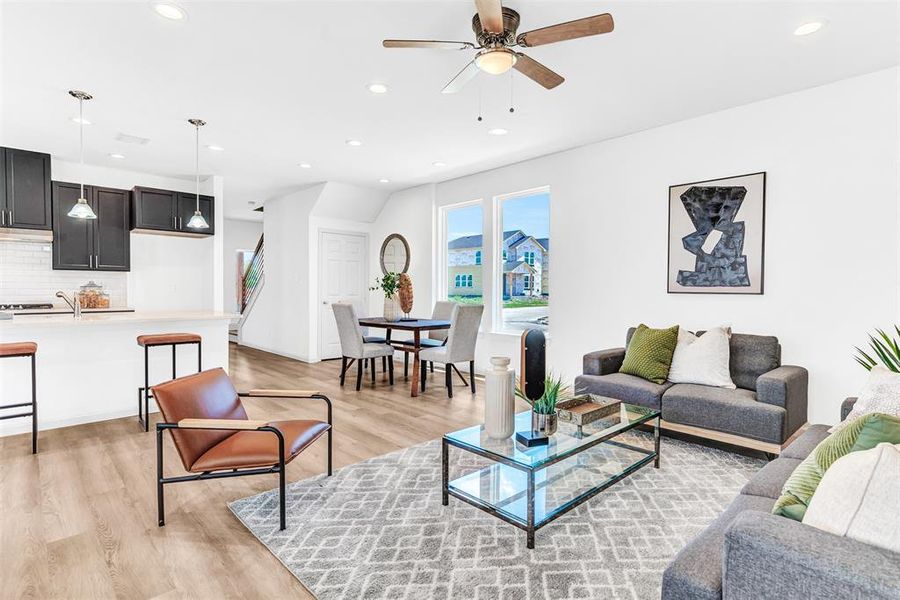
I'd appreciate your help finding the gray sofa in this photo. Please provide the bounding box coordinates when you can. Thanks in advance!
[662,398,900,599]
[575,329,808,452]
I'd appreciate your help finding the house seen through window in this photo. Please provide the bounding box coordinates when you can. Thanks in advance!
[446,203,483,299]
[498,190,549,332]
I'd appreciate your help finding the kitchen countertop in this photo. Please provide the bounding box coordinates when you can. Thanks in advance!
[0,310,239,328]
[10,307,136,315]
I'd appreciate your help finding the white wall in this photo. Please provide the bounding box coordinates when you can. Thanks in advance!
[240,185,320,360]
[50,160,221,311]
[222,218,263,314]
[383,68,899,425]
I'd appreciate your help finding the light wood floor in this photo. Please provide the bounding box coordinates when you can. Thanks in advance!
[0,344,517,599]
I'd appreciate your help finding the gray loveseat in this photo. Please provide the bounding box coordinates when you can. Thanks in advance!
[661,398,900,599]
[574,329,808,453]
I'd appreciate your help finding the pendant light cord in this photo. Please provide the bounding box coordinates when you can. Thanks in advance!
[79,96,85,199]
[195,123,200,211]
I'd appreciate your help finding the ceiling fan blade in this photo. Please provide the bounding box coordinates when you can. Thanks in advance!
[475,0,504,33]
[518,13,614,47]
[441,60,480,94]
[513,53,564,89]
[383,39,474,50]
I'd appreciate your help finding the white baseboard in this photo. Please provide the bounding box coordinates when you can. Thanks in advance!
[235,340,319,364]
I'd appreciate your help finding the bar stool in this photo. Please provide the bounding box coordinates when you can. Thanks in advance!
[137,333,201,432]
[0,342,38,454]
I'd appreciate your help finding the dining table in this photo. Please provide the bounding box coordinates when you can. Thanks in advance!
[358,316,451,397]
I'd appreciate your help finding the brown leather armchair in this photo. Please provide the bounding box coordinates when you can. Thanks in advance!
[152,368,332,530]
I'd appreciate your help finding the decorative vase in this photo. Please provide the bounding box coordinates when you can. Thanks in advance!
[531,410,558,437]
[383,295,401,322]
[484,356,515,439]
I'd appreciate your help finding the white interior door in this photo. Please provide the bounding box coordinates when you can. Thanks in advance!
[319,230,368,360]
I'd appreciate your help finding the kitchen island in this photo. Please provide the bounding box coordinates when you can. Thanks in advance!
[0,311,236,436]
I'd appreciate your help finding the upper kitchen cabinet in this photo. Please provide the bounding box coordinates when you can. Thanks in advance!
[52,181,130,271]
[132,186,214,235]
[0,147,52,230]
[177,192,215,235]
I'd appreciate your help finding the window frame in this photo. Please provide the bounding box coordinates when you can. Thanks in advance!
[492,185,550,334]
[439,199,484,302]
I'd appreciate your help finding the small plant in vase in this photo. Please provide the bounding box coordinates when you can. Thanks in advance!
[516,373,572,437]
[371,272,401,322]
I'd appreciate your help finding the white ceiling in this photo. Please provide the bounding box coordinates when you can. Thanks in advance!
[1,1,897,221]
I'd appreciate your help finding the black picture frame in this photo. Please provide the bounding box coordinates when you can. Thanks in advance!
[667,171,766,295]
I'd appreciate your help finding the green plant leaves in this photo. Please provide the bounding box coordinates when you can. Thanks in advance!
[854,326,900,373]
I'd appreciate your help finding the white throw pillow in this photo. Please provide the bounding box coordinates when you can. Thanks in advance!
[830,366,900,433]
[666,326,735,388]
[803,443,900,553]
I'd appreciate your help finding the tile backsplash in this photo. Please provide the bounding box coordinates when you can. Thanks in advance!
[0,240,128,306]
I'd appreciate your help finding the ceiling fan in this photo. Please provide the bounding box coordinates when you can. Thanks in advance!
[383,0,614,93]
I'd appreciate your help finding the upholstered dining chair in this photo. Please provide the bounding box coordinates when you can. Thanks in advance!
[152,368,332,531]
[419,304,484,397]
[402,300,456,376]
[332,303,395,390]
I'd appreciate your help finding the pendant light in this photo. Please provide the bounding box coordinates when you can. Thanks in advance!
[67,90,97,219]
[186,118,210,229]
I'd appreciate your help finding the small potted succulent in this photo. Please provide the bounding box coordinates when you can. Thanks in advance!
[371,272,401,322]
[516,373,572,437]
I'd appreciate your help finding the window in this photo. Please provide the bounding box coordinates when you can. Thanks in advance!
[497,188,549,333]
[443,202,483,301]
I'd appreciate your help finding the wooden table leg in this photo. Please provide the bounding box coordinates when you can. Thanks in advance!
[410,330,421,397]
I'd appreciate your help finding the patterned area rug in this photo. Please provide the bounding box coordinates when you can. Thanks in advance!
[229,430,764,600]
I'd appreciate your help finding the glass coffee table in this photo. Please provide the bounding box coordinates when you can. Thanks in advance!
[441,403,660,549]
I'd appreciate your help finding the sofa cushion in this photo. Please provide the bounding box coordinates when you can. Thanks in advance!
[619,323,680,384]
[668,326,736,389]
[780,424,831,460]
[740,457,802,499]
[662,384,786,444]
[661,494,775,600]
[728,333,780,391]
[573,373,672,410]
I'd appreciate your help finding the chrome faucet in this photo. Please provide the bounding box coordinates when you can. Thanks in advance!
[55,291,82,318]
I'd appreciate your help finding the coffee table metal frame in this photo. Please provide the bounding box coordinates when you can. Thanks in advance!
[441,406,661,549]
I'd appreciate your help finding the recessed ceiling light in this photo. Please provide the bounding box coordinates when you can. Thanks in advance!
[206,144,224,151]
[108,153,125,160]
[346,139,363,147]
[432,161,447,167]
[488,128,509,136]
[70,116,91,125]
[152,2,187,20]
[299,162,312,169]
[367,83,389,94]
[794,21,825,36]
[378,178,390,183]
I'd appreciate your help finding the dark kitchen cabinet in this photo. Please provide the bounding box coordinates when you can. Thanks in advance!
[0,147,52,230]
[177,192,215,235]
[132,186,214,235]
[52,181,130,271]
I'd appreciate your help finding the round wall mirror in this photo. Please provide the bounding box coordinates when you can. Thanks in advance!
[380,233,410,274]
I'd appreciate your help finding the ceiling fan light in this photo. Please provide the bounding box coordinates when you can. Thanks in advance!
[475,49,517,75]
[67,198,97,219]
[186,210,209,229]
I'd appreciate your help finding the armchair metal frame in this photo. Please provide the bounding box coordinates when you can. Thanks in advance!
[156,390,332,531]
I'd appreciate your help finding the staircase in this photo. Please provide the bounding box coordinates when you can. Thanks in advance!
[229,234,264,343]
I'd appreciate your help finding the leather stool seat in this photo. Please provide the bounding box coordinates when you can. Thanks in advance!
[0,342,37,357]
[137,333,201,346]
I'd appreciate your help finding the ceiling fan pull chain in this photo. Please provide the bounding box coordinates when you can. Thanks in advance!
[477,80,483,122]
[509,69,515,113]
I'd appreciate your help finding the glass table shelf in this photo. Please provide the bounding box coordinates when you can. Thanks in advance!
[441,404,660,549]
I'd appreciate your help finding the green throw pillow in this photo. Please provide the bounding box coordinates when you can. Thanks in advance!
[773,413,900,521]
[619,324,679,385]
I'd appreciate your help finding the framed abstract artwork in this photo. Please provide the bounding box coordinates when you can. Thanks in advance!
[667,172,766,294]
